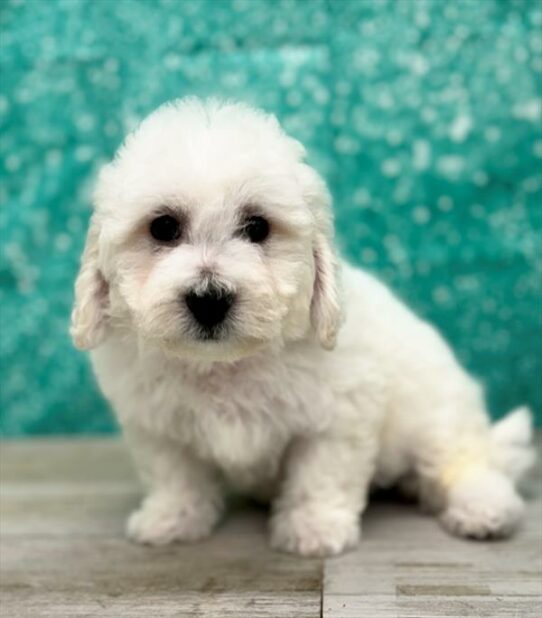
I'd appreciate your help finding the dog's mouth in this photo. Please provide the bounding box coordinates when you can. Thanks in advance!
[168,323,272,363]
[193,324,229,342]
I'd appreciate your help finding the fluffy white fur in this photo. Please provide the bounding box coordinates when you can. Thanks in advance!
[71,98,535,557]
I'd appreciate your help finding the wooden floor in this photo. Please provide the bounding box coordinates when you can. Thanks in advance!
[1,439,541,617]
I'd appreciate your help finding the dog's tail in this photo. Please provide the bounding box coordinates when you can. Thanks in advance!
[490,406,536,484]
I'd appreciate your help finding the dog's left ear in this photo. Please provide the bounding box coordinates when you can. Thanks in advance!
[70,216,110,350]
[296,163,342,349]
[311,229,342,350]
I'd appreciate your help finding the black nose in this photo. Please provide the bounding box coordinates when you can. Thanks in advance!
[185,288,234,330]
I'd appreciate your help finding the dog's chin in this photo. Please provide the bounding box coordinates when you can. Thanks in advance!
[157,332,273,364]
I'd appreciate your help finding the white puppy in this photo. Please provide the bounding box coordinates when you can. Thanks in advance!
[71,98,534,557]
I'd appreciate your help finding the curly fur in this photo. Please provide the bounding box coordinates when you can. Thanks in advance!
[71,98,535,556]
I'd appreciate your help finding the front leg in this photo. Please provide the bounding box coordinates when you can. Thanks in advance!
[270,427,378,557]
[124,426,224,546]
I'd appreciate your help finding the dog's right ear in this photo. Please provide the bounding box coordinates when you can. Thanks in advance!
[70,216,110,350]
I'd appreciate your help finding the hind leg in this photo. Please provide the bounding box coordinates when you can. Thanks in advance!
[439,466,524,539]
[405,381,528,539]
[413,446,525,539]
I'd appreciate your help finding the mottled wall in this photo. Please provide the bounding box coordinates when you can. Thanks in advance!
[1,0,541,434]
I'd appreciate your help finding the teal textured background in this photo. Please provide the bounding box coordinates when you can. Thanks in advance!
[0,0,541,435]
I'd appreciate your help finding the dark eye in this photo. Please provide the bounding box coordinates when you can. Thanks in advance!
[149,215,181,243]
[242,215,270,243]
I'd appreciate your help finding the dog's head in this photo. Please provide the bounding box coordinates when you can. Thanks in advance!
[71,99,342,361]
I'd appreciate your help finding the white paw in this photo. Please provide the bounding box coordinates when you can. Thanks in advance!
[440,470,524,540]
[127,492,221,546]
[270,504,360,557]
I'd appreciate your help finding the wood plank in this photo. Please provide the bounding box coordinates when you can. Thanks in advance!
[0,439,136,483]
[323,595,542,618]
[0,439,322,617]
[1,437,541,617]
[322,439,542,618]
